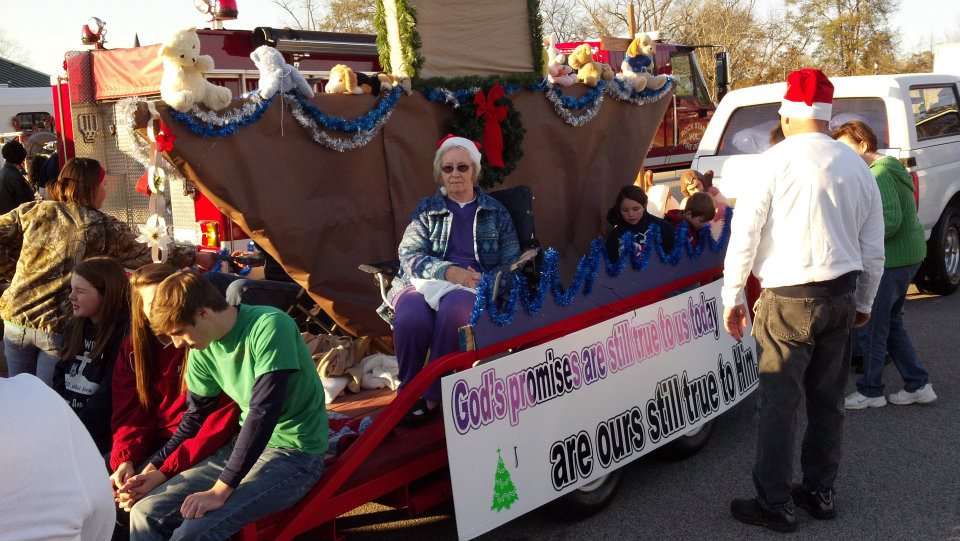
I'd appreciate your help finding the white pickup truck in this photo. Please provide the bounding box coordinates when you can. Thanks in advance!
[691,72,960,295]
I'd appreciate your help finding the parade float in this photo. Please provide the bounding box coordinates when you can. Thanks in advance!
[51,1,758,539]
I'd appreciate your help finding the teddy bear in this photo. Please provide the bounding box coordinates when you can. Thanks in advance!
[324,64,363,95]
[250,45,315,100]
[680,168,714,199]
[567,43,604,87]
[542,33,577,86]
[158,27,232,112]
[618,34,668,92]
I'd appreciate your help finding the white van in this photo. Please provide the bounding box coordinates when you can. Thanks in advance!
[692,73,960,295]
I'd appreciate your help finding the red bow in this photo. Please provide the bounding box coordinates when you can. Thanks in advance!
[156,123,176,152]
[474,83,507,168]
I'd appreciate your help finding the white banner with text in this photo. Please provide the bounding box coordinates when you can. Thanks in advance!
[442,280,759,540]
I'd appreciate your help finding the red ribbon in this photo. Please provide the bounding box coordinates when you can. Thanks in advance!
[474,83,507,168]
[156,122,176,152]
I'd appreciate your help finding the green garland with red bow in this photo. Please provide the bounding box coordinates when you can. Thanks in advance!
[449,83,525,189]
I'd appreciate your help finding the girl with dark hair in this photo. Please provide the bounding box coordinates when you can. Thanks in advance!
[0,157,214,387]
[604,184,675,262]
[110,263,238,511]
[55,256,131,454]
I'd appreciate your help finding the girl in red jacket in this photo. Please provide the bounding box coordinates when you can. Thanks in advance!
[110,263,239,510]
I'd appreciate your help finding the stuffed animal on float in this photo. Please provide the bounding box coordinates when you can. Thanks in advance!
[354,71,381,94]
[618,34,668,92]
[378,73,413,95]
[567,44,604,87]
[324,64,363,95]
[542,32,577,86]
[680,168,715,199]
[158,27,233,112]
[598,61,615,81]
[250,45,315,99]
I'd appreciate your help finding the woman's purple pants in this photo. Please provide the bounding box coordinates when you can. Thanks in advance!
[392,286,475,402]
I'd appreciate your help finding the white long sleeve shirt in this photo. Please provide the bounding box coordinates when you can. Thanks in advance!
[721,132,885,314]
[0,374,115,541]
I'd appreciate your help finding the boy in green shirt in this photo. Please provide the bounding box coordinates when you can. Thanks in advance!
[129,271,327,541]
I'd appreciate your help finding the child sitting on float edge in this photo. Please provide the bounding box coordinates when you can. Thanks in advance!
[128,270,328,541]
[605,184,676,263]
[665,192,717,247]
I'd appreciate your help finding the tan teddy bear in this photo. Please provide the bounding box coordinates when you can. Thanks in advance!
[158,27,232,112]
[567,44,604,87]
[617,34,668,92]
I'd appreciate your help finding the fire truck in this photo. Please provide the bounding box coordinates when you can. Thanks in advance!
[557,37,728,172]
[51,25,380,249]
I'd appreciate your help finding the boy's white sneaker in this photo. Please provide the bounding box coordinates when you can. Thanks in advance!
[887,384,937,405]
[844,391,887,410]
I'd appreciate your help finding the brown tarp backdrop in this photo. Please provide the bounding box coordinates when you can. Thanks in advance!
[158,88,673,339]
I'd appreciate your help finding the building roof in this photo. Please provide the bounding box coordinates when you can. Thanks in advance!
[0,57,50,88]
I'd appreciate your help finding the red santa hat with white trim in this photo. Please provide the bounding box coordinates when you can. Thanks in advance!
[778,68,834,121]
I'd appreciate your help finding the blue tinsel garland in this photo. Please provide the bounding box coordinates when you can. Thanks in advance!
[168,88,401,138]
[606,76,674,104]
[548,79,606,110]
[168,96,275,138]
[291,87,401,132]
[469,206,733,327]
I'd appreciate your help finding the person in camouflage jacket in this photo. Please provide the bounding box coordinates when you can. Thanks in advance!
[0,157,211,386]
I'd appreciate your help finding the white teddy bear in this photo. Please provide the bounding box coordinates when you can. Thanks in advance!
[250,45,315,100]
[158,27,232,112]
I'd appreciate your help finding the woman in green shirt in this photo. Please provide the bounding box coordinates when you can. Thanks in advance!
[834,120,936,410]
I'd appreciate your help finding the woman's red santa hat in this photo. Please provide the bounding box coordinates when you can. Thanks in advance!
[437,134,482,165]
[778,68,834,121]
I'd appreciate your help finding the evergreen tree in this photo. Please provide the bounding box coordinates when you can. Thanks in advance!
[490,448,519,512]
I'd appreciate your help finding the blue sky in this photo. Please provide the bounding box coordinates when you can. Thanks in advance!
[2,0,957,77]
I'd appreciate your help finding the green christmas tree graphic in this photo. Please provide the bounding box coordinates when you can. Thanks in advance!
[490,447,519,512]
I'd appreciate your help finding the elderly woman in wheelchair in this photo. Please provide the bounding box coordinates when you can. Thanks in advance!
[380,135,520,425]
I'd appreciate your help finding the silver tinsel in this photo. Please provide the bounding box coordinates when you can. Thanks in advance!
[186,95,267,126]
[115,97,184,183]
[281,93,393,152]
[604,77,674,105]
[544,86,605,127]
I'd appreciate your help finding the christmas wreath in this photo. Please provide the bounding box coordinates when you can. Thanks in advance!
[449,84,524,189]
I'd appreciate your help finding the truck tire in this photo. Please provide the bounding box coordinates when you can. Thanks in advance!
[549,470,624,519]
[654,420,716,461]
[916,204,960,296]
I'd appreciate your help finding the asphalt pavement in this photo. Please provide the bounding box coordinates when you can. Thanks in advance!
[322,286,960,541]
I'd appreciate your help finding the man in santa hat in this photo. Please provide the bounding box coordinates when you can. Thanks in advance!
[721,68,885,532]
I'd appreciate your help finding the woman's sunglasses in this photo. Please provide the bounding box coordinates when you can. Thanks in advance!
[441,164,471,174]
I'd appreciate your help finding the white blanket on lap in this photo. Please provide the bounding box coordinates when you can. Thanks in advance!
[410,278,476,310]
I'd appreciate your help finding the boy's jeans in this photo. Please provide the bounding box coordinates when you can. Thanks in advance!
[129,441,325,541]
